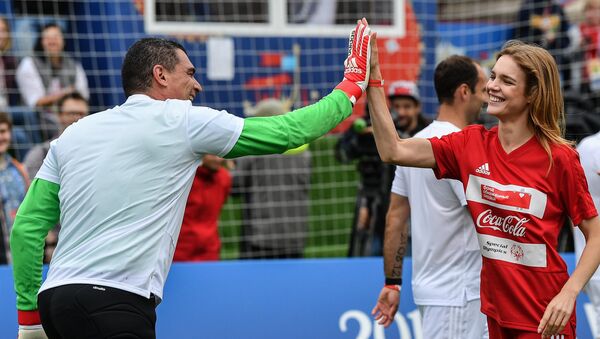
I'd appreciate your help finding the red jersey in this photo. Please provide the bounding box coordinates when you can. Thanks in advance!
[174,166,231,262]
[429,125,598,331]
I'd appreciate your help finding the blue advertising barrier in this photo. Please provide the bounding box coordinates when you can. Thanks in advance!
[0,255,596,338]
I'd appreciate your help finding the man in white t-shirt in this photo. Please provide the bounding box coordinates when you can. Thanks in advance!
[574,131,600,338]
[372,55,489,338]
[10,19,377,339]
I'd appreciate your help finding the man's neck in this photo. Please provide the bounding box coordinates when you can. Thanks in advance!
[436,103,468,129]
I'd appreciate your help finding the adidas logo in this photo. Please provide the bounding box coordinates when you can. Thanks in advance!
[344,57,363,74]
[344,57,358,68]
[475,163,490,175]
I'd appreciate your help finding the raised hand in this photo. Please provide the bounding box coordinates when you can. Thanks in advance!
[368,30,382,83]
[335,18,373,104]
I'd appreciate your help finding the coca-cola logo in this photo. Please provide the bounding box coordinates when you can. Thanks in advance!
[476,209,530,237]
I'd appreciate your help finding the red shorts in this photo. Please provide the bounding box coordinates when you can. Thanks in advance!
[487,316,575,339]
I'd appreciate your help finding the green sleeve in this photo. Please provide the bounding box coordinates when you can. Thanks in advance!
[10,178,60,311]
[225,90,352,158]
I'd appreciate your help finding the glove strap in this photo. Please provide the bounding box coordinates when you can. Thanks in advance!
[368,79,385,87]
[18,309,41,326]
[335,80,362,105]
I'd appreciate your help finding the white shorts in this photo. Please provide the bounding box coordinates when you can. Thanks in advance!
[586,279,600,339]
[418,299,488,339]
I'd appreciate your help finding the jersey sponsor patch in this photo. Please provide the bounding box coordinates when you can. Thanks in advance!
[466,175,547,218]
[480,185,531,209]
[478,233,547,267]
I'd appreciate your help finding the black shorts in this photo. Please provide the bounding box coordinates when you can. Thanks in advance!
[38,284,156,339]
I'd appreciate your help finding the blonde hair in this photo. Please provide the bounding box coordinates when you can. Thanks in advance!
[497,40,573,173]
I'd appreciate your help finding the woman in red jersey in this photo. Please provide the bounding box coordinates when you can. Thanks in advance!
[367,34,600,339]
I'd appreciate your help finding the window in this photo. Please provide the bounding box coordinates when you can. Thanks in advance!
[145,0,405,37]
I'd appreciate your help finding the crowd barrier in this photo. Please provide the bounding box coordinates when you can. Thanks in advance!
[0,255,595,338]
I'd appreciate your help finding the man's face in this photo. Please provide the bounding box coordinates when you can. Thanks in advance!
[465,64,489,123]
[0,123,11,154]
[201,154,225,172]
[390,96,420,131]
[163,49,202,101]
[58,98,89,129]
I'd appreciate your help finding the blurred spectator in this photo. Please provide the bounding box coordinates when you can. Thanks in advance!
[23,92,88,179]
[576,0,600,109]
[23,92,88,263]
[0,112,28,264]
[336,81,430,257]
[514,0,572,87]
[12,0,74,55]
[0,17,20,111]
[232,99,311,259]
[15,22,89,140]
[173,155,231,262]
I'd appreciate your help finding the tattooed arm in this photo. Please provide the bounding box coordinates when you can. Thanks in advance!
[384,194,410,280]
[372,193,410,327]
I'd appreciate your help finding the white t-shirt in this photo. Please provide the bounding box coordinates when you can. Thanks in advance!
[36,94,244,300]
[392,120,481,306]
[574,132,600,281]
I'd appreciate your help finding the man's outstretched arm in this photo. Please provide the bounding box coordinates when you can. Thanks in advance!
[225,18,374,158]
[225,90,352,158]
[11,178,60,338]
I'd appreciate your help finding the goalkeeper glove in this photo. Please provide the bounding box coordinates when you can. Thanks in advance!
[335,18,372,105]
[18,310,47,339]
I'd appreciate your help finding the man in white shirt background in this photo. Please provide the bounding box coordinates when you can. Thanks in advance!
[372,55,489,338]
[574,130,600,338]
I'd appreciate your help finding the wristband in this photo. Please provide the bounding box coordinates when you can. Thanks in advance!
[384,284,401,292]
[17,309,41,325]
[369,79,384,87]
[385,277,402,285]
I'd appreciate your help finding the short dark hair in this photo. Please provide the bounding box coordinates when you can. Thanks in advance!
[434,55,479,105]
[121,38,187,97]
[0,112,12,130]
[57,91,88,111]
